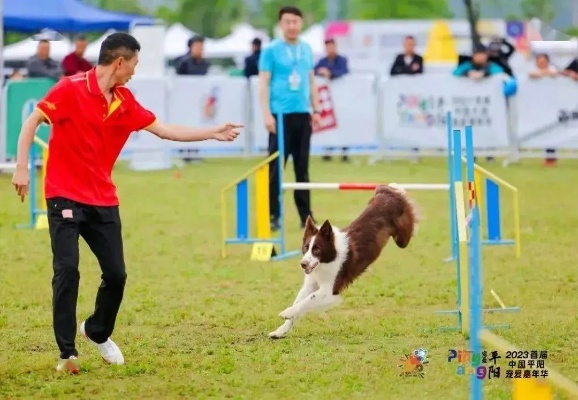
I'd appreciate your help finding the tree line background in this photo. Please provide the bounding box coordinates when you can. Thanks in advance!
[4,0,575,46]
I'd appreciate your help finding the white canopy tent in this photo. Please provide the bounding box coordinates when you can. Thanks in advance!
[204,23,269,58]
[3,29,72,62]
[300,23,325,57]
[165,23,197,59]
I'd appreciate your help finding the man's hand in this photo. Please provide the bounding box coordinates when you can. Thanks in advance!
[318,67,331,79]
[468,70,484,80]
[264,113,276,134]
[12,166,30,202]
[311,113,321,130]
[213,123,243,142]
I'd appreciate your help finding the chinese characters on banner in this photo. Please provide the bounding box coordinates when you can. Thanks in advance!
[447,349,549,380]
[313,84,337,133]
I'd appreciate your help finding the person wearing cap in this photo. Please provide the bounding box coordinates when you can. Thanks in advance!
[176,35,210,76]
[61,35,93,77]
[314,38,349,80]
[244,38,262,78]
[487,37,515,77]
[453,44,504,79]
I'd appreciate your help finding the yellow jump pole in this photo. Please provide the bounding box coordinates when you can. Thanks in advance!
[453,131,469,335]
[255,163,271,240]
[33,136,49,230]
[220,152,279,259]
[220,188,228,258]
[512,190,521,259]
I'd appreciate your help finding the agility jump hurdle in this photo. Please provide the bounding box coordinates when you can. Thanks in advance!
[220,112,520,266]
[436,120,520,334]
[18,136,49,230]
[220,114,302,261]
[456,125,578,399]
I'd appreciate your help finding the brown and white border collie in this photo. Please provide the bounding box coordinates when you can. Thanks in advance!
[268,183,419,339]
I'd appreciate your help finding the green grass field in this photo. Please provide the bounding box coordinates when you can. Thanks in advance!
[1,155,577,399]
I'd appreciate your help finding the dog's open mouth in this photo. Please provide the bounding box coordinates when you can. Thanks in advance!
[304,262,319,274]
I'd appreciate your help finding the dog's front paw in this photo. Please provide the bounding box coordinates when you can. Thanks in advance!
[268,329,287,339]
[279,306,298,320]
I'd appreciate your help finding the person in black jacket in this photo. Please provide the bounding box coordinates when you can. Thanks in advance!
[243,38,262,78]
[390,36,424,76]
[487,37,515,77]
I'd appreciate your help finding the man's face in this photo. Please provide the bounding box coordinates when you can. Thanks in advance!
[113,52,139,85]
[325,42,336,57]
[191,41,203,57]
[37,42,50,59]
[75,39,88,55]
[403,38,415,54]
[472,52,488,65]
[536,55,549,69]
[280,12,302,41]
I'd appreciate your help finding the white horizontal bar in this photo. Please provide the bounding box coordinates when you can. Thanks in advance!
[0,163,16,171]
[282,182,449,191]
[283,183,340,190]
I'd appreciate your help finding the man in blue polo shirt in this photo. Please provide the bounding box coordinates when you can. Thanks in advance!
[258,5,321,231]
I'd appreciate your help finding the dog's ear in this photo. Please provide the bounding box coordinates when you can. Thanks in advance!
[319,220,333,238]
[303,215,318,239]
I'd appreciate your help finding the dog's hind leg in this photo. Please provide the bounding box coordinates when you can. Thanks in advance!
[268,275,318,339]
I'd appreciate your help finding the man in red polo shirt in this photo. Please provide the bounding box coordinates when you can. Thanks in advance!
[11,32,242,374]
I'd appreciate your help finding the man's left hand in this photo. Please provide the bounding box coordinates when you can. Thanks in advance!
[214,123,243,141]
[311,113,321,130]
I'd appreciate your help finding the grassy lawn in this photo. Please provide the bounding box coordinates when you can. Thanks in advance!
[0,155,577,399]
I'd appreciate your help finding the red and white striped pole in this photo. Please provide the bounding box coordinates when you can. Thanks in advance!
[282,182,449,191]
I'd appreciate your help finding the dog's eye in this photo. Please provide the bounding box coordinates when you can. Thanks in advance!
[312,246,319,254]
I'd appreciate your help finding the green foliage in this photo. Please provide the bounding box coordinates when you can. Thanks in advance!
[348,0,452,19]
[520,0,555,22]
[155,0,247,38]
[564,26,578,37]
[100,0,148,15]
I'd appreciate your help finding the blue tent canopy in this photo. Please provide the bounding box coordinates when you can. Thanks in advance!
[3,0,155,32]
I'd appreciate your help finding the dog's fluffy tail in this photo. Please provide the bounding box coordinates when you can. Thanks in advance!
[376,183,420,249]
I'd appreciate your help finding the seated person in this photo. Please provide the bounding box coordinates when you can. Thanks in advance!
[528,53,558,79]
[453,44,504,79]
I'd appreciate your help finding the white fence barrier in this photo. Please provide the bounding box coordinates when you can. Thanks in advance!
[2,74,577,165]
[514,78,578,150]
[380,75,509,149]
[249,75,379,153]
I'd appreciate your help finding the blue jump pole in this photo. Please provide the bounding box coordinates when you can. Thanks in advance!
[276,113,286,256]
[465,125,482,400]
[445,111,458,263]
[270,113,301,261]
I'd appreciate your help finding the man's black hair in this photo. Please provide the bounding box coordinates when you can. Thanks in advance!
[98,32,141,66]
[278,6,302,20]
[187,35,205,48]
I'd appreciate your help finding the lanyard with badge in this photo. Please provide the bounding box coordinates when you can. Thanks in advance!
[286,44,301,91]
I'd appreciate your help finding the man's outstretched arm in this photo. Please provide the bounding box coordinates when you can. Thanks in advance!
[145,121,243,142]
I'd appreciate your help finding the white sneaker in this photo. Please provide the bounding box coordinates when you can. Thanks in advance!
[56,355,80,374]
[80,321,124,365]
